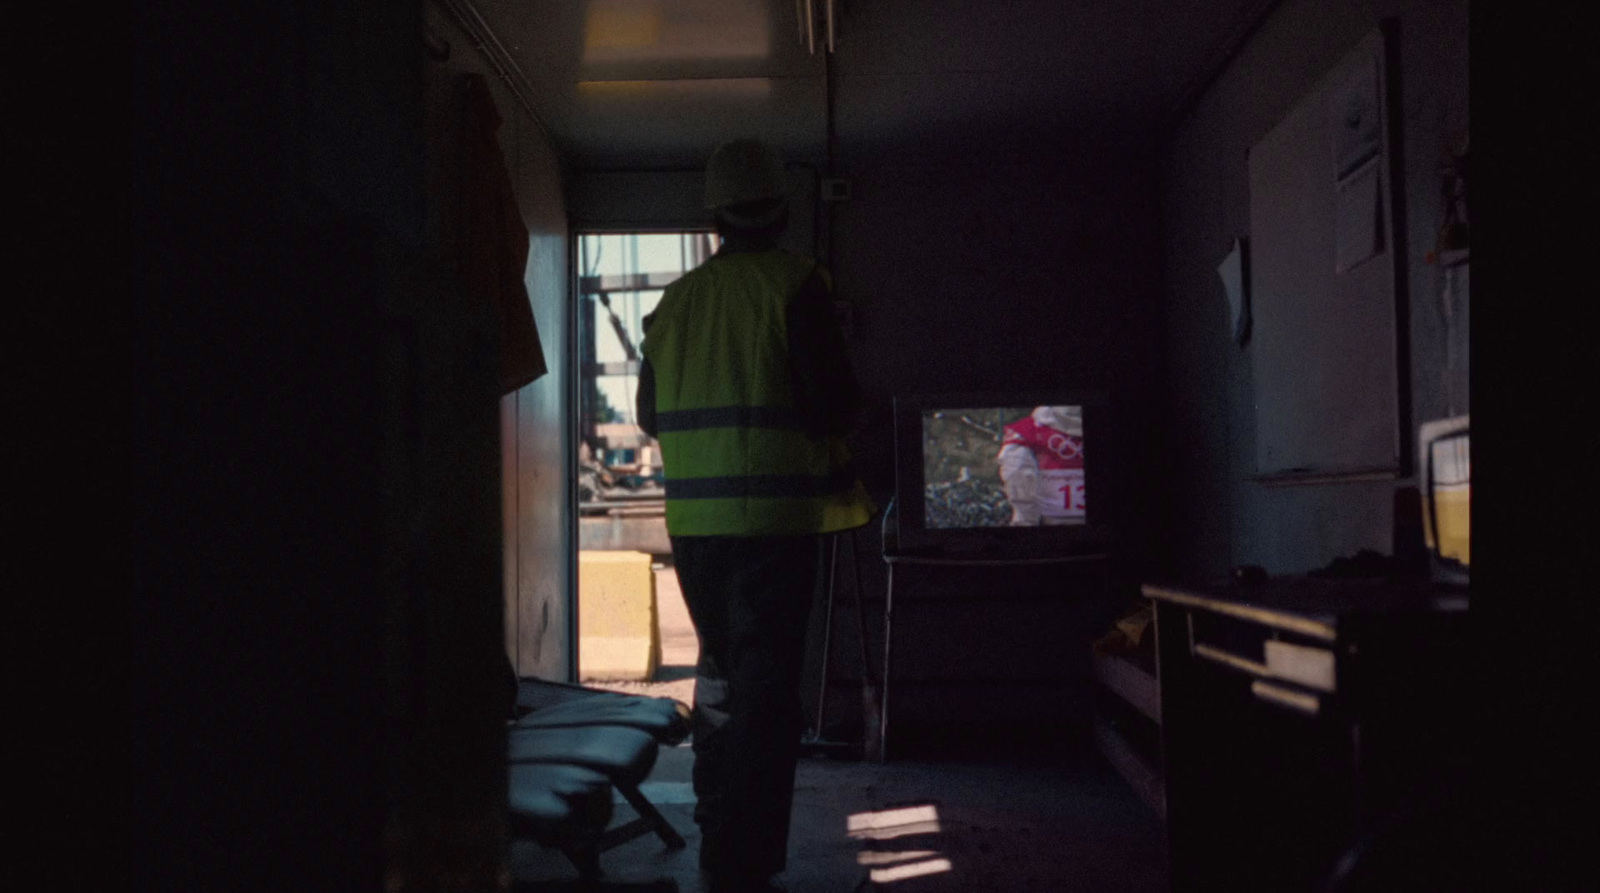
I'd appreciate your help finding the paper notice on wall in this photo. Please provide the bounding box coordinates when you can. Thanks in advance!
[1216,237,1250,345]
[1335,158,1383,273]
[1332,50,1382,180]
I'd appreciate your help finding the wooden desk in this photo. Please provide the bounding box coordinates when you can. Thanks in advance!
[1145,577,1468,892]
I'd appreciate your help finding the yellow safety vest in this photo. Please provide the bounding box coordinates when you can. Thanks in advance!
[641,250,874,536]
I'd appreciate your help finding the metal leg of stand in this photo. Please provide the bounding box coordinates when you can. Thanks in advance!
[848,532,873,759]
[879,561,894,764]
[812,535,839,738]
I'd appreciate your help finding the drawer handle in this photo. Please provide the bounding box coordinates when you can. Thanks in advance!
[1251,680,1320,715]
[1193,642,1269,677]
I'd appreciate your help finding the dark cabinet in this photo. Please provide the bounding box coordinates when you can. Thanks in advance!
[1145,578,1469,892]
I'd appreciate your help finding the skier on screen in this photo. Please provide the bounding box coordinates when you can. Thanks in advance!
[996,405,1086,525]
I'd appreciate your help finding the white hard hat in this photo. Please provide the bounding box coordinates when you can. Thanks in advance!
[704,139,790,226]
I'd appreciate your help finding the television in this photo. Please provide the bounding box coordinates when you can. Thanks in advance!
[890,392,1116,558]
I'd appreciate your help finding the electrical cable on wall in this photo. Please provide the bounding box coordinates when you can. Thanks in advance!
[824,46,837,273]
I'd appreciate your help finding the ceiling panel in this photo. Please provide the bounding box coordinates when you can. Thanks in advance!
[460,0,1272,169]
[467,0,827,168]
[556,76,827,169]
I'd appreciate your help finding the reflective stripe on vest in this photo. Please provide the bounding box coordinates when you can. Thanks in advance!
[654,406,808,433]
[641,250,873,536]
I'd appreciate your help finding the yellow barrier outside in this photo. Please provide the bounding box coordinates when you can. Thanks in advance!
[578,550,661,681]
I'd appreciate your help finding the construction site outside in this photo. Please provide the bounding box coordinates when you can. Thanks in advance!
[576,232,717,696]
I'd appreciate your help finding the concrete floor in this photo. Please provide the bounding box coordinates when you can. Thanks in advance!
[531,565,1170,892]
[510,741,1169,892]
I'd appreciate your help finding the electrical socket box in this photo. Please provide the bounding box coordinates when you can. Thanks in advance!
[821,178,851,202]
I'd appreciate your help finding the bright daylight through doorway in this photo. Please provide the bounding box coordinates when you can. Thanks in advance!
[574,231,719,702]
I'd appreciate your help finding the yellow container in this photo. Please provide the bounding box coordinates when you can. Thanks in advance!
[578,551,661,681]
[1427,486,1470,566]
[1422,428,1470,567]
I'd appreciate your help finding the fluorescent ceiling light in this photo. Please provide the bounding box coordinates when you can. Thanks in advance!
[576,78,774,99]
[585,0,770,63]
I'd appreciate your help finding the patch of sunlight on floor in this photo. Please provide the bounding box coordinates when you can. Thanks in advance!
[847,804,942,840]
[869,857,954,884]
[850,805,952,883]
[857,850,941,867]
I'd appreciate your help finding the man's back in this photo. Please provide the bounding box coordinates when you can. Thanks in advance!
[640,247,872,537]
[644,249,817,416]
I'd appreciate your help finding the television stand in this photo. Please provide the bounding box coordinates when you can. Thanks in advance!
[873,548,1111,762]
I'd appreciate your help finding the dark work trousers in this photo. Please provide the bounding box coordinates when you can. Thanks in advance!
[669,533,824,880]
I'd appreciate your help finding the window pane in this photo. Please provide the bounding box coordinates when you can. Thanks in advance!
[577,231,717,503]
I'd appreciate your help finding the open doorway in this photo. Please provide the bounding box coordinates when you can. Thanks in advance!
[574,231,720,703]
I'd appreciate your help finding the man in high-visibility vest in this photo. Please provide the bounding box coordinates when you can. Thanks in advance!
[637,138,874,893]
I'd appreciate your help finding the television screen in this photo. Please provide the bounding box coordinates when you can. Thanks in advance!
[921,406,1087,528]
[892,393,1112,558]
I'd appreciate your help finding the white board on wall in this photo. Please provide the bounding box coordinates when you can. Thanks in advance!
[1247,27,1403,481]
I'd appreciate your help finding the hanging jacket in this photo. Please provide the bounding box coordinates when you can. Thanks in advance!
[428,70,547,394]
[637,249,874,536]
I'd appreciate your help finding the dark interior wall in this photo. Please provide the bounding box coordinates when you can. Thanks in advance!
[1159,0,1469,578]
[117,3,572,888]
[569,167,819,256]
[506,119,576,683]
[569,171,712,232]
[825,146,1170,737]
[565,145,1168,740]
[123,3,432,890]
[830,150,1167,510]
[426,4,575,683]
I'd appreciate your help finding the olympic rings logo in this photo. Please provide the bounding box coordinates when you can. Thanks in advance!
[1046,433,1084,460]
